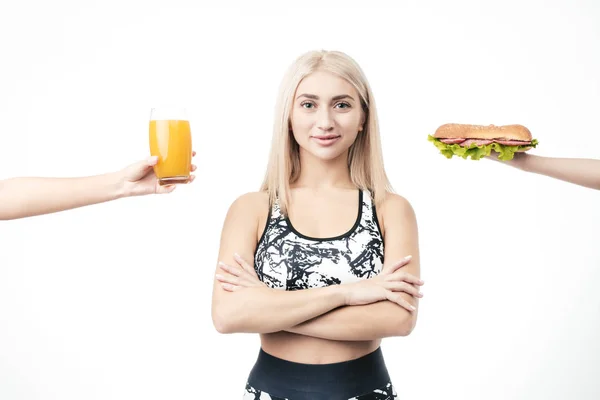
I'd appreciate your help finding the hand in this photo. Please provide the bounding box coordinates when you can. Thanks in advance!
[487,150,528,169]
[119,151,197,197]
[216,253,267,292]
[343,256,423,312]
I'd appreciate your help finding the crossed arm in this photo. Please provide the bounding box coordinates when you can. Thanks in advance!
[210,192,421,341]
[285,195,420,341]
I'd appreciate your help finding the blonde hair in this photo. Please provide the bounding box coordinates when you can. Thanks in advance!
[260,50,393,215]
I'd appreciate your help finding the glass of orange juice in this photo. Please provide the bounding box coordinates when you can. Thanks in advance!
[149,107,192,186]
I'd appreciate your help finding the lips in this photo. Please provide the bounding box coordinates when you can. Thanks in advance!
[311,135,340,140]
[311,135,341,147]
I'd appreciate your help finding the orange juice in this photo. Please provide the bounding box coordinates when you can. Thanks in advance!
[149,119,192,185]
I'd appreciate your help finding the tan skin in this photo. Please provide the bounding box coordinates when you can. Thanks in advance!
[488,151,600,190]
[0,153,197,220]
[211,71,422,364]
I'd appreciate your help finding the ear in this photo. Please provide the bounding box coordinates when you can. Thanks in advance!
[359,111,366,131]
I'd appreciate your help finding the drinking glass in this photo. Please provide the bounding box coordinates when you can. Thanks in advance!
[149,108,192,186]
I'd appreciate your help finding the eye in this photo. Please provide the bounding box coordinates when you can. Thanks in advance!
[335,102,351,109]
[300,101,315,109]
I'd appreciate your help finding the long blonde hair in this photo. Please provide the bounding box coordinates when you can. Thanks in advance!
[260,50,393,215]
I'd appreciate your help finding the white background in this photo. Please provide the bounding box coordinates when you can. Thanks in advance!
[1,0,599,399]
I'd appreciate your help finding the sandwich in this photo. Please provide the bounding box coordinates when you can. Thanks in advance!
[428,123,539,161]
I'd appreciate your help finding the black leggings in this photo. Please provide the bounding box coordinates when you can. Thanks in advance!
[242,347,397,400]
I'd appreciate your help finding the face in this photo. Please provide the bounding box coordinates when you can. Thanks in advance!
[290,71,365,162]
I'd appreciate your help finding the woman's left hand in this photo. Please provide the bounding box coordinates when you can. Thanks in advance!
[216,253,266,292]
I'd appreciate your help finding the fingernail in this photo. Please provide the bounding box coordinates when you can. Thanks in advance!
[419,280,425,285]
[410,305,416,311]
[418,292,424,297]
[234,252,241,259]
[215,274,224,279]
[404,255,412,261]
[148,156,158,164]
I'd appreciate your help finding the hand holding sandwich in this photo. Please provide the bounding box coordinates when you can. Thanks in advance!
[428,122,599,190]
[487,152,600,190]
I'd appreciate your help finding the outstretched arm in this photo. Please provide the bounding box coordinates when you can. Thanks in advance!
[489,153,600,190]
[285,194,422,341]
[0,155,196,220]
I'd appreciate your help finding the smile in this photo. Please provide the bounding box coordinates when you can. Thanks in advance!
[311,135,341,146]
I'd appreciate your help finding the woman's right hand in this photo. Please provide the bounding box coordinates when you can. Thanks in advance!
[343,256,423,311]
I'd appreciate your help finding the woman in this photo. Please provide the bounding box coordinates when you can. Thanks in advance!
[0,154,196,220]
[488,152,600,190]
[211,50,423,399]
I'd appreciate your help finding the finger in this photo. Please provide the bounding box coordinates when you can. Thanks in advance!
[221,283,241,292]
[386,292,417,312]
[215,273,239,286]
[218,274,256,288]
[384,281,423,298]
[156,184,176,194]
[234,253,253,273]
[125,157,157,182]
[239,259,260,279]
[191,164,197,172]
[188,175,195,183]
[218,262,243,277]
[384,281,421,297]
[192,151,197,157]
[386,270,424,286]
[383,255,412,275]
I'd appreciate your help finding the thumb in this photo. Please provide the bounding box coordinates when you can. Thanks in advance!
[125,156,158,182]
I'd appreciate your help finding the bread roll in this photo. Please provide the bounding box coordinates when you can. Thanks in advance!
[433,124,532,141]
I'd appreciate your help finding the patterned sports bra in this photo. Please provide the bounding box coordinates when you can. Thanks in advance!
[254,189,385,291]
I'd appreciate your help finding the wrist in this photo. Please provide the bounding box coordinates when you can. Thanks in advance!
[514,153,533,172]
[331,283,351,306]
[108,171,127,199]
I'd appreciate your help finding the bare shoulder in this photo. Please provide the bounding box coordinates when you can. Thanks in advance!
[378,192,417,228]
[230,191,269,209]
[222,191,270,241]
[225,191,269,221]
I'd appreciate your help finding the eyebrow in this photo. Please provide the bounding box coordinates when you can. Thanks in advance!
[296,94,355,101]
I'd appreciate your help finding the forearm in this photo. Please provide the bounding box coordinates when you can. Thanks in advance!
[286,300,417,341]
[0,173,124,220]
[521,155,600,190]
[213,285,347,334]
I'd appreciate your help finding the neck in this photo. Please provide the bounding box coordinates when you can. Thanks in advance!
[293,148,354,190]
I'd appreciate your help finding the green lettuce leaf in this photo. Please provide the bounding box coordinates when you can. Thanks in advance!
[427,135,539,161]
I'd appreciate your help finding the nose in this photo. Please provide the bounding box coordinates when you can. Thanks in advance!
[316,108,334,132]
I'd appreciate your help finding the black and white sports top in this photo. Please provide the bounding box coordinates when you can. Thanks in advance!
[254,190,385,291]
